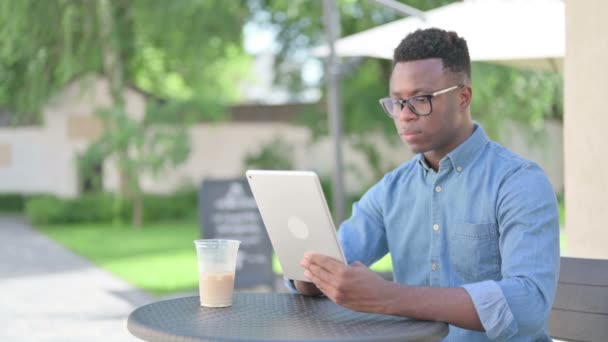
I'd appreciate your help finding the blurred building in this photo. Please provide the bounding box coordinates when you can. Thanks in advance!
[0,76,145,197]
[0,75,563,198]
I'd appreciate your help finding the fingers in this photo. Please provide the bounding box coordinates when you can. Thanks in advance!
[304,260,338,289]
[302,252,345,274]
[300,253,344,293]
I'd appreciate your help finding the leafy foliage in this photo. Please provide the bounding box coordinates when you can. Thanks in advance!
[0,1,100,123]
[243,136,294,170]
[1,0,253,226]
[254,0,563,180]
[0,0,252,119]
[76,105,191,225]
[471,62,563,142]
[249,0,452,91]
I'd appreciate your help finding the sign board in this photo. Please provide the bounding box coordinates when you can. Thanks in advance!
[199,178,274,289]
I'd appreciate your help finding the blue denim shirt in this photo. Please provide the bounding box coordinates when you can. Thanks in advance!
[334,124,560,341]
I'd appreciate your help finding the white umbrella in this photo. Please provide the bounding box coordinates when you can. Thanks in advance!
[313,0,564,72]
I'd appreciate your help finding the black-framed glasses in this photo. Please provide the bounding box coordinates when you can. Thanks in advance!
[378,84,464,117]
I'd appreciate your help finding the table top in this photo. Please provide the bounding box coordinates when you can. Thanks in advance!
[127,293,448,342]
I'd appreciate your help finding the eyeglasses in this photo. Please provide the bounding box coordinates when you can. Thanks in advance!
[378,84,464,117]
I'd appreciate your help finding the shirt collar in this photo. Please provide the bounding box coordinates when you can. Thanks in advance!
[416,122,489,172]
[416,153,432,172]
[444,122,489,171]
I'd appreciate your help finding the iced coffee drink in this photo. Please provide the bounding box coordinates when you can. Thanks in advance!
[198,272,236,307]
[194,239,240,307]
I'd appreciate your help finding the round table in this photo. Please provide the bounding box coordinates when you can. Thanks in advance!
[127,293,448,342]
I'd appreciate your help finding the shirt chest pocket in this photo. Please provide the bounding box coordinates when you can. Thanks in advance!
[448,222,501,282]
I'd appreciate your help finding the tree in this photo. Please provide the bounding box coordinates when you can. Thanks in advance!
[470,62,563,141]
[249,0,454,183]
[251,0,563,184]
[0,0,252,226]
[249,0,452,92]
[0,0,251,118]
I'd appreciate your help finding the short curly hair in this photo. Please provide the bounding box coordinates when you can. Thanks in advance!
[393,28,471,78]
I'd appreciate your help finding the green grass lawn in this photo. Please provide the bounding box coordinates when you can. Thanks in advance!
[38,222,201,296]
[37,221,393,296]
[37,205,565,296]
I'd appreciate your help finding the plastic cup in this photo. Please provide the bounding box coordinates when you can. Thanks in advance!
[194,239,241,307]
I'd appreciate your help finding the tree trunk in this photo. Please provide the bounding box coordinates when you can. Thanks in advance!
[96,0,143,228]
[132,189,143,228]
[96,0,125,107]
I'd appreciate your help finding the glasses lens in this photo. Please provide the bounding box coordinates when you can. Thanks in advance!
[380,98,396,117]
[408,96,431,116]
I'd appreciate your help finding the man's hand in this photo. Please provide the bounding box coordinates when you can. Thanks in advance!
[293,280,323,296]
[300,252,395,314]
[299,252,484,331]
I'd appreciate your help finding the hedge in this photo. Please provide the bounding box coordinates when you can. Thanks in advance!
[0,193,28,213]
[24,190,198,225]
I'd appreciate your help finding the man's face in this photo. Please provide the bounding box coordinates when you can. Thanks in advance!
[389,58,469,158]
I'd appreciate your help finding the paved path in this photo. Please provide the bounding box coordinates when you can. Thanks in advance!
[0,216,154,342]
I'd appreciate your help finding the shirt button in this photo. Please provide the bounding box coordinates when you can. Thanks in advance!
[456,166,463,172]
[432,263,438,271]
[433,224,439,231]
[435,186,442,192]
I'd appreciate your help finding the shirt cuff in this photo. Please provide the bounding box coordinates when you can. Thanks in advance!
[284,277,299,293]
[283,277,326,297]
[461,280,518,341]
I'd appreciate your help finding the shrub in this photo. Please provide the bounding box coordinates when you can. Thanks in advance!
[24,195,66,225]
[24,190,198,225]
[242,137,294,171]
[142,190,198,222]
[64,193,121,223]
[0,193,28,213]
[25,193,127,225]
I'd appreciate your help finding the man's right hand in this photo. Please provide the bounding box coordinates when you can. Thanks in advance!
[294,280,323,296]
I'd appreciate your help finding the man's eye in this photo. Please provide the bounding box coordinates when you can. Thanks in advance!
[414,96,429,104]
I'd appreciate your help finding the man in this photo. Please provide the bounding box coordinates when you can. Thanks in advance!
[290,28,560,341]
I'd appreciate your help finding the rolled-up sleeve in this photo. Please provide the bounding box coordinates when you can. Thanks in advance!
[462,281,517,340]
[464,163,560,340]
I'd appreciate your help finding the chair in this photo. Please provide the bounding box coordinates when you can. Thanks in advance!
[548,257,608,341]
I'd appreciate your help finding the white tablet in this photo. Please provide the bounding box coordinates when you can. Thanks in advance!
[246,170,346,281]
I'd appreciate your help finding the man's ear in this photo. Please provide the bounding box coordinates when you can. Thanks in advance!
[460,85,472,109]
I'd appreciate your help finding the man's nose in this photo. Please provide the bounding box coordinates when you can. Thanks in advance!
[396,103,418,121]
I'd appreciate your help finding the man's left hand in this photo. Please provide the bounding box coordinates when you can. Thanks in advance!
[300,252,395,314]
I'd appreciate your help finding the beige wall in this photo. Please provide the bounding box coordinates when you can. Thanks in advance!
[0,142,11,167]
[0,127,73,195]
[103,123,413,196]
[564,0,608,258]
[0,76,145,197]
[101,120,563,199]
[0,78,565,201]
[67,116,104,141]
